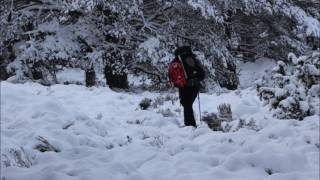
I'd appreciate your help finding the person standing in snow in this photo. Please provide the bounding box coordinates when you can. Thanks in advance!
[168,46,205,127]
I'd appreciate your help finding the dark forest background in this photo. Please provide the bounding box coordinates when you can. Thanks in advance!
[1,0,319,90]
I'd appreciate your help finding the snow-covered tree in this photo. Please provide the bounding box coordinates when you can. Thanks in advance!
[1,0,319,90]
[257,51,320,120]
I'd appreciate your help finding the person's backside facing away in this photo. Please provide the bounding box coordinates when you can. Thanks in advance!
[169,46,205,127]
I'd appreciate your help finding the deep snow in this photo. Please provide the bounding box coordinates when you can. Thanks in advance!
[237,58,277,89]
[1,81,319,180]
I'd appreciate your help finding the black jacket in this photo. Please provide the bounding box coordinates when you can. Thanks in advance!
[179,54,205,81]
[174,46,205,80]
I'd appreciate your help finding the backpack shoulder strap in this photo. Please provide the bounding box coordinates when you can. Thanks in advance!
[177,55,188,79]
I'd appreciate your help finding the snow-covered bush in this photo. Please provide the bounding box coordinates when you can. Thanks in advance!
[34,136,60,153]
[217,103,233,121]
[151,94,179,109]
[222,118,260,132]
[203,114,259,132]
[202,112,221,131]
[139,98,152,110]
[257,51,320,120]
[148,135,166,148]
[2,147,36,168]
[202,103,233,131]
[157,108,176,117]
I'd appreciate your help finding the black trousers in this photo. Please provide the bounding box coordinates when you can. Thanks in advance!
[179,86,199,127]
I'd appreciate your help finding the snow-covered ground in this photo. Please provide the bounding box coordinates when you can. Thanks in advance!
[1,81,319,180]
[237,58,277,89]
[56,68,85,85]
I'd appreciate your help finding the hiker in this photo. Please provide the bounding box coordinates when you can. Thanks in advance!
[168,46,205,127]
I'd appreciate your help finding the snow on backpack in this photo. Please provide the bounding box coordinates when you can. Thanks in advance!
[168,56,187,88]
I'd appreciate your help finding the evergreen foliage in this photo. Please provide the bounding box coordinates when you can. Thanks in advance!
[1,0,319,90]
[257,51,320,120]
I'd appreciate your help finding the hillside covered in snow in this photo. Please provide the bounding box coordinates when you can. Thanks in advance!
[1,0,320,180]
[1,53,320,180]
[1,81,319,180]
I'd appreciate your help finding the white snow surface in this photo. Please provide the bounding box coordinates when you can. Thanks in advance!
[237,58,277,89]
[1,81,319,180]
[56,68,85,85]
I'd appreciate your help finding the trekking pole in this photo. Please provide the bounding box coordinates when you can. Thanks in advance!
[198,92,202,123]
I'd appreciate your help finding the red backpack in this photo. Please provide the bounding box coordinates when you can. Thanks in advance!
[168,58,187,88]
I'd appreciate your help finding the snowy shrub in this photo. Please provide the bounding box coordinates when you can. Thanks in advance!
[217,103,233,121]
[222,118,260,132]
[2,147,36,168]
[257,51,320,120]
[138,130,168,148]
[105,143,115,150]
[151,94,179,109]
[203,103,260,132]
[126,119,145,125]
[201,112,222,131]
[139,98,152,110]
[139,131,151,140]
[265,168,274,175]
[151,96,165,109]
[126,136,133,144]
[114,136,133,147]
[148,135,166,148]
[157,108,176,117]
[62,121,75,130]
[202,103,233,131]
[34,136,60,153]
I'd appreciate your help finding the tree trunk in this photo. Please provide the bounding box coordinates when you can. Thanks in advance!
[104,65,128,89]
[85,68,96,87]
